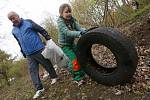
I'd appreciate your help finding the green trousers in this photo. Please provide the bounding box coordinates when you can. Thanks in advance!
[62,45,85,81]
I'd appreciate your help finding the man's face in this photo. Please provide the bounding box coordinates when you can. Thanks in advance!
[8,13,21,26]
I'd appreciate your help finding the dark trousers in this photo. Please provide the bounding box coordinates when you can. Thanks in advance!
[27,50,58,90]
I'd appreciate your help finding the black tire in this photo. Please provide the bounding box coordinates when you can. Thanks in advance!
[76,27,138,86]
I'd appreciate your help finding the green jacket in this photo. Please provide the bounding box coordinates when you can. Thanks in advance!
[57,17,85,46]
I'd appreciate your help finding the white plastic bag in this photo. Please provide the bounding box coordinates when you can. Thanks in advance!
[41,39,69,67]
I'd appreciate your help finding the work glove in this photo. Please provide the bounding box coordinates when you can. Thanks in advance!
[80,30,87,35]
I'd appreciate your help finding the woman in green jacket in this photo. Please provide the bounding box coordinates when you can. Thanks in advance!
[57,3,86,86]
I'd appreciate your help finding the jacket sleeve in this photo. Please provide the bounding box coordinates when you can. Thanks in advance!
[13,35,26,58]
[74,19,86,32]
[57,18,81,37]
[27,19,51,40]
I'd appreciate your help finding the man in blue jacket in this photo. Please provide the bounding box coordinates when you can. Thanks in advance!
[7,11,58,99]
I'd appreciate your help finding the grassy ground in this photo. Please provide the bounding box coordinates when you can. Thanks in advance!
[0,68,150,100]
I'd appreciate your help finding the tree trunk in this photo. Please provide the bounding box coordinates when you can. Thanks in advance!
[103,0,109,26]
[122,0,126,5]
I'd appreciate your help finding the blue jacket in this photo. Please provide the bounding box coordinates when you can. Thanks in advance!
[12,19,51,56]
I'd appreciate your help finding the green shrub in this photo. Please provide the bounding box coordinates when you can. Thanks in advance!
[8,59,28,78]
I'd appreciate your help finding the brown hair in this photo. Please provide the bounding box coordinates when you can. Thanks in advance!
[59,3,71,16]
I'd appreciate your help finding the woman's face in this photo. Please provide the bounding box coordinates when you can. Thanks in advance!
[62,7,72,20]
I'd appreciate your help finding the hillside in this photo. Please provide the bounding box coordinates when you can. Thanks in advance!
[0,6,150,100]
